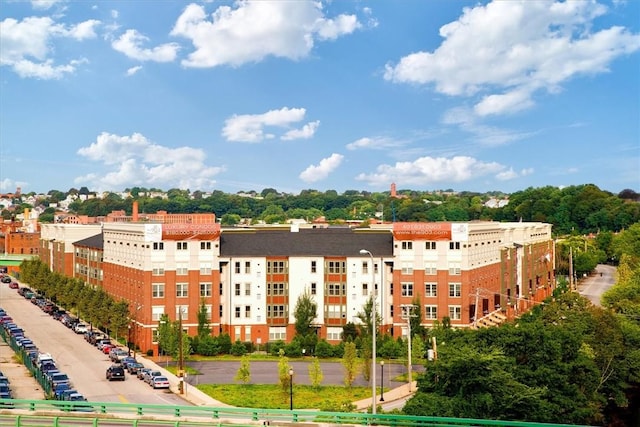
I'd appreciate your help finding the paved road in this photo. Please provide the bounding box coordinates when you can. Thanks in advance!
[577,264,616,307]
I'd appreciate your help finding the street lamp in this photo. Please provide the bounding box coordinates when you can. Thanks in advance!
[359,248,377,414]
[178,307,185,395]
[380,360,385,402]
[288,368,294,410]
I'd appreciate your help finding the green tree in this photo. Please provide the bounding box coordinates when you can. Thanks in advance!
[277,349,292,393]
[196,300,211,339]
[342,341,358,388]
[294,289,317,342]
[308,356,323,390]
[234,355,251,384]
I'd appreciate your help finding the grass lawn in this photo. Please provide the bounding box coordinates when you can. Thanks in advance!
[196,384,371,410]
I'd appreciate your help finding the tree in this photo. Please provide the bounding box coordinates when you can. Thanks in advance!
[294,289,317,338]
[277,349,292,393]
[234,355,251,384]
[342,341,358,388]
[308,356,323,390]
[196,300,211,339]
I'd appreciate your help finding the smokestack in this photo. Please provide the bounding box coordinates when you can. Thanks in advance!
[133,201,139,222]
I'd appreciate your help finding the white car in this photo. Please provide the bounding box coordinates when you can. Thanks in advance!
[74,323,88,334]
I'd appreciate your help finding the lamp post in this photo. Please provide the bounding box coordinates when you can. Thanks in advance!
[359,249,377,414]
[288,368,294,410]
[178,307,185,395]
[132,304,142,360]
[380,360,385,402]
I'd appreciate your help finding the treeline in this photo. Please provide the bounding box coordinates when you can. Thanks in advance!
[403,224,640,425]
[24,184,640,236]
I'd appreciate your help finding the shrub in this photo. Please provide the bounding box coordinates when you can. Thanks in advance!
[315,340,334,358]
[230,340,247,356]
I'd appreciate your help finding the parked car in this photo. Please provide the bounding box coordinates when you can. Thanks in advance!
[106,365,125,381]
[49,372,71,388]
[0,276,11,283]
[150,376,170,389]
[120,356,137,369]
[101,343,116,354]
[137,368,152,380]
[74,323,88,334]
[127,362,144,375]
[143,370,163,385]
[0,384,12,399]
[8,282,18,289]
[109,348,129,363]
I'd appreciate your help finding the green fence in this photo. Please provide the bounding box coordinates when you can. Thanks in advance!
[0,399,591,427]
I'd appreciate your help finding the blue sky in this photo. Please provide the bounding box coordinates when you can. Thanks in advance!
[1,0,638,196]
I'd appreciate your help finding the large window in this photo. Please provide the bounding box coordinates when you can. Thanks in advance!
[177,242,188,250]
[401,241,413,250]
[176,283,188,298]
[268,261,286,274]
[267,283,286,295]
[425,241,436,250]
[326,305,345,319]
[152,265,165,276]
[448,305,461,320]
[153,242,164,251]
[200,263,212,274]
[176,263,188,276]
[200,241,212,250]
[267,305,286,318]
[449,282,461,297]
[269,327,287,341]
[425,282,437,297]
[327,261,345,274]
[448,263,461,275]
[449,241,461,250]
[152,283,165,298]
[200,283,212,297]
[425,305,438,320]
[151,306,164,321]
[401,282,414,297]
[401,262,413,274]
[327,283,344,296]
[425,262,437,275]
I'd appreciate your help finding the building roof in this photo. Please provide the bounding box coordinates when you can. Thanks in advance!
[73,233,104,249]
[220,227,394,257]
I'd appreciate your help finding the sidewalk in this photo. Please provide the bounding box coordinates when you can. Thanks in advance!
[138,355,416,410]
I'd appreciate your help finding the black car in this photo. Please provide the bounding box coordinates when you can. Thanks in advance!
[106,365,125,381]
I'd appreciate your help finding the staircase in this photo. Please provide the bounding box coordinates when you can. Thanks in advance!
[471,310,508,329]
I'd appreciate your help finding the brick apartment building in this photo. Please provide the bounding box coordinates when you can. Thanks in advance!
[38,208,555,355]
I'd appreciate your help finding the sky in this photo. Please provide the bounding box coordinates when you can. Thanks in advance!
[1,0,639,196]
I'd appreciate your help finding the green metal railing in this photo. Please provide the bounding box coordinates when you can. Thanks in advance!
[0,399,591,427]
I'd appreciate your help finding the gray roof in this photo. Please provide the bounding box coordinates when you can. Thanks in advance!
[73,233,103,249]
[220,227,394,257]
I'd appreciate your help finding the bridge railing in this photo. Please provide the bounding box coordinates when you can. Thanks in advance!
[0,399,590,427]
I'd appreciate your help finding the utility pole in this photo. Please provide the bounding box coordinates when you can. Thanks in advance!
[178,308,185,394]
[401,304,417,391]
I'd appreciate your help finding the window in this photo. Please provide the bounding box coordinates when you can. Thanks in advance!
[448,263,461,275]
[449,282,461,297]
[449,241,461,250]
[200,263,212,275]
[152,283,165,298]
[153,242,164,250]
[245,261,251,274]
[425,305,438,320]
[267,305,286,318]
[425,241,436,250]
[310,283,317,295]
[177,242,188,250]
[401,282,414,297]
[244,282,251,296]
[311,261,317,273]
[268,261,286,273]
[234,283,241,296]
[235,262,241,274]
[151,328,159,343]
[219,283,224,296]
[152,265,165,276]
[176,263,188,275]
[326,305,344,319]
[200,241,212,250]
[245,305,251,318]
[401,262,413,274]
[401,241,413,250]
[362,261,369,275]
[151,306,164,321]
[267,283,285,295]
[326,327,342,341]
[327,261,344,274]
[200,283,212,297]
[204,304,212,319]
[390,304,394,318]
[425,262,437,275]
[425,282,437,297]
[327,283,342,296]
[269,327,287,341]
[362,283,368,296]
[235,306,241,318]
[448,305,461,320]
[176,283,188,298]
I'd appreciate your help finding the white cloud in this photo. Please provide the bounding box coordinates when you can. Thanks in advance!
[384,1,640,117]
[0,16,98,79]
[442,107,536,146]
[31,0,63,11]
[495,167,534,181]
[281,121,320,141]
[346,136,405,150]
[223,107,318,143]
[112,29,180,62]
[75,132,224,190]
[170,1,361,68]
[0,178,28,192]
[126,65,142,76]
[356,156,506,187]
[299,153,344,183]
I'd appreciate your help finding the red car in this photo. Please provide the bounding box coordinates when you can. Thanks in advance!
[9,282,19,289]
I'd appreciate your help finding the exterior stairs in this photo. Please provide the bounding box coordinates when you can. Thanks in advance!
[471,310,508,329]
